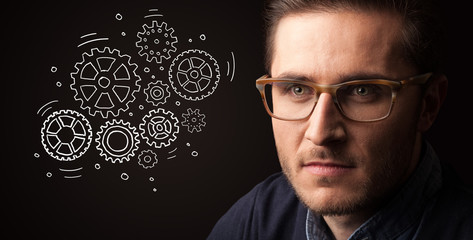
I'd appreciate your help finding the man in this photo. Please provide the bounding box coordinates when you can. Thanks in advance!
[208,0,473,239]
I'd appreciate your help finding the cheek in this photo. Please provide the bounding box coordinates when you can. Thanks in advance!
[272,120,306,156]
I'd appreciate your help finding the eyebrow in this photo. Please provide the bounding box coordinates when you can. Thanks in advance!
[273,71,394,82]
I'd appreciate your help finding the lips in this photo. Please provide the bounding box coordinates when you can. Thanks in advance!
[302,161,355,177]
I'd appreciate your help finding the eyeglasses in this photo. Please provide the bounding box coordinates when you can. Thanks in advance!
[255,72,432,122]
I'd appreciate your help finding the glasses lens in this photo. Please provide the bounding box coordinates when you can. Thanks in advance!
[264,82,317,120]
[336,83,393,121]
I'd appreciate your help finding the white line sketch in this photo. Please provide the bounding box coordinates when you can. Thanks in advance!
[96,119,140,163]
[70,47,141,118]
[37,100,59,116]
[227,51,236,82]
[144,9,163,18]
[181,108,206,133]
[168,49,220,101]
[77,33,109,48]
[138,149,158,169]
[139,108,180,148]
[59,167,83,179]
[41,109,93,161]
[136,20,178,64]
[144,80,171,106]
[167,147,178,159]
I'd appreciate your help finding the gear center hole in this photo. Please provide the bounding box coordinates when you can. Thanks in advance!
[58,127,74,143]
[190,70,200,79]
[98,76,111,88]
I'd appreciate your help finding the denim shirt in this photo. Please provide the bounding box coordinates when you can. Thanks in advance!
[305,142,471,240]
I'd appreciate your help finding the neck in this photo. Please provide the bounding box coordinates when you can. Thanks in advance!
[323,210,375,240]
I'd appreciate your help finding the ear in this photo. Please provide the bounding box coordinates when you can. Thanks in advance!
[417,73,448,132]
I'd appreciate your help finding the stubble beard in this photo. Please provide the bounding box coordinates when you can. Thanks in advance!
[278,139,415,217]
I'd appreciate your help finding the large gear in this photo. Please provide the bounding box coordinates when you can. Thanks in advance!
[70,47,141,118]
[139,108,179,148]
[41,109,93,161]
[95,119,140,163]
[137,149,158,169]
[136,20,178,64]
[168,49,220,101]
[144,80,171,106]
[181,108,206,133]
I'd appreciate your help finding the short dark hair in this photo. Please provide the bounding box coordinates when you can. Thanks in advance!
[263,0,446,74]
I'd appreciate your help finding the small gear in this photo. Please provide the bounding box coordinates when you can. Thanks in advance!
[168,49,220,101]
[181,108,206,133]
[70,47,141,118]
[136,21,178,64]
[137,149,158,169]
[41,109,93,161]
[96,119,140,163]
[144,80,171,106]
[139,108,179,148]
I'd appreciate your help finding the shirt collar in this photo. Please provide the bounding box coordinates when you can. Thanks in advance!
[306,141,443,240]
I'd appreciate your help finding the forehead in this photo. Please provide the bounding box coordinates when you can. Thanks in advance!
[271,10,411,81]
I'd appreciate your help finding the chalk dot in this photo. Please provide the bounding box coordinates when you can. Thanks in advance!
[46,172,52,178]
[115,13,123,20]
[153,188,157,192]
[149,177,155,182]
[151,74,156,79]
[188,38,193,43]
[191,151,198,157]
[95,163,101,170]
[121,173,129,180]
[51,66,57,72]
[139,105,144,110]
[159,66,164,71]
[56,81,62,87]
[175,101,181,106]
[129,112,133,117]
[200,34,206,41]
[121,32,126,36]
[144,67,150,73]
[186,143,191,147]
[34,153,40,158]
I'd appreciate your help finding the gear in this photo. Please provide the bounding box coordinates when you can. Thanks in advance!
[41,109,93,161]
[70,47,141,118]
[139,108,179,148]
[144,80,171,106]
[137,149,158,169]
[136,21,178,64]
[168,49,220,101]
[181,108,206,133]
[96,119,140,163]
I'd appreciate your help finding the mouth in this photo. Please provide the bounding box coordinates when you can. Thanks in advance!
[302,161,355,177]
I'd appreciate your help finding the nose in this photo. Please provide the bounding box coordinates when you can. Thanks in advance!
[304,93,347,146]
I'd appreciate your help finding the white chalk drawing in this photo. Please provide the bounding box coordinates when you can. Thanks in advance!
[144,80,171,106]
[70,47,141,118]
[138,149,159,169]
[41,109,93,161]
[77,33,109,48]
[96,119,140,163]
[136,20,178,64]
[59,167,83,179]
[35,6,238,187]
[167,147,177,160]
[139,108,180,148]
[181,108,206,133]
[226,51,236,82]
[168,49,220,101]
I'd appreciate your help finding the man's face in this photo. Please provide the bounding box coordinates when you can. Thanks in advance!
[271,11,424,216]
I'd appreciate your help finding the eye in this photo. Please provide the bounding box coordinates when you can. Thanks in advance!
[354,85,372,96]
[292,85,305,95]
[351,85,378,96]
